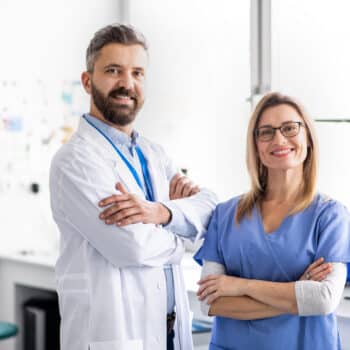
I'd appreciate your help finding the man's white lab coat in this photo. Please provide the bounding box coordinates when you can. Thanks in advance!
[50,117,217,350]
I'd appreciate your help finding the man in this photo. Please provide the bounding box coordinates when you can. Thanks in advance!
[50,24,217,350]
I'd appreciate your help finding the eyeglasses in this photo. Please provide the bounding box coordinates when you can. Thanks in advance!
[255,121,304,142]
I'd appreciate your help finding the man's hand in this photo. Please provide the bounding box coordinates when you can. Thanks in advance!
[99,183,171,226]
[169,173,200,200]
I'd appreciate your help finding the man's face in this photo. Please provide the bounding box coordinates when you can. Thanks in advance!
[86,43,147,126]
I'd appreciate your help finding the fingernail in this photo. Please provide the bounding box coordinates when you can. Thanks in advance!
[106,220,111,224]
[99,214,104,219]
[99,201,104,206]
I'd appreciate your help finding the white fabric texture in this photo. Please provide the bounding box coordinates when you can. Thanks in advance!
[200,260,346,317]
[200,261,226,316]
[50,117,218,350]
[295,262,346,316]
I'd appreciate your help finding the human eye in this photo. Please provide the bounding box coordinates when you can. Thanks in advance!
[257,127,274,140]
[105,66,120,74]
[133,70,144,79]
[282,123,298,134]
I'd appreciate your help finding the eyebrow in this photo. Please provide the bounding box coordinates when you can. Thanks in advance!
[258,120,299,128]
[104,63,145,71]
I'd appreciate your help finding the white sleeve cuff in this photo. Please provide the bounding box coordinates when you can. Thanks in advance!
[200,260,226,316]
[295,262,347,316]
[161,201,197,238]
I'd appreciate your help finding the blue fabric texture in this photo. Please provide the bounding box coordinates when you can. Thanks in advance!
[194,193,350,350]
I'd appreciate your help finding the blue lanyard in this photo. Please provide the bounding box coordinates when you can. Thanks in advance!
[84,117,155,201]
[135,146,155,202]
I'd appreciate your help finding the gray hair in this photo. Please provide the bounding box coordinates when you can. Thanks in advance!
[86,24,148,72]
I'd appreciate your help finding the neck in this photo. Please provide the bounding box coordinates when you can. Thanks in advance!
[89,107,133,137]
[264,167,304,203]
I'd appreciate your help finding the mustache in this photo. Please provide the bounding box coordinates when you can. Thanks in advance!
[108,87,137,101]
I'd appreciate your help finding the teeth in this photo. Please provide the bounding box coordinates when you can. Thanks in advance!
[272,149,291,155]
[115,95,130,99]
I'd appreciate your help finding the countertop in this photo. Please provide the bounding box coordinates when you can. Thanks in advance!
[0,249,58,268]
[0,249,202,292]
[1,249,350,317]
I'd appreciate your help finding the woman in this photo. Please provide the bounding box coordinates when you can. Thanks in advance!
[195,92,350,350]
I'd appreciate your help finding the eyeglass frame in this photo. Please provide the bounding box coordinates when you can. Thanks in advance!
[254,121,304,142]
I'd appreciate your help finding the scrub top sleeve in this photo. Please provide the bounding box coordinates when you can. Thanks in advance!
[315,201,350,262]
[194,207,225,266]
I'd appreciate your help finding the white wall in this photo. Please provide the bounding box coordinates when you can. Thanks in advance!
[0,0,123,252]
[130,0,252,200]
[316,121,350,210]
[271,0,350,118]
[0,0,122,80]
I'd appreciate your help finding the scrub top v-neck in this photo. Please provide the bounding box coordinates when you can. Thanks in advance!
[256,206,293,237]
[195,194,350,350]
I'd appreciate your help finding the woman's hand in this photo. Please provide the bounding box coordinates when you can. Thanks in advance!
[299,257,332,281]
[197,274,247,305]
[98,183,171,226]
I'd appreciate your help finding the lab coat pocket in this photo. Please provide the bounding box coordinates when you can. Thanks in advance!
[89,339,143,350]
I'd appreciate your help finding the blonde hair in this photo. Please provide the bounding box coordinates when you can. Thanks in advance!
[235,92,319,224]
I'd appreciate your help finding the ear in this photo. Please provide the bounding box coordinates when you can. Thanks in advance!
[81,71,92,94]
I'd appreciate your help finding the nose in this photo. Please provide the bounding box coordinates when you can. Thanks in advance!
[117,71,134,90]
[272,128,287,143]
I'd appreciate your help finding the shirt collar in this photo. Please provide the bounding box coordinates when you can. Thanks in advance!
[84,113,139,148]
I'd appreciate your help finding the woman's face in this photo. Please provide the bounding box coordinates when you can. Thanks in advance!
[256,104,309,172]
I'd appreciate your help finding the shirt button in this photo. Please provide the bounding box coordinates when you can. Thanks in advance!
[156,335,161,343]
[157,282,161,290]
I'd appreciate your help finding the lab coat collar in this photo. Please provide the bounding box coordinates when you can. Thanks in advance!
[76,116,167,202]
[76,116,146,198]
[84,113,140,149]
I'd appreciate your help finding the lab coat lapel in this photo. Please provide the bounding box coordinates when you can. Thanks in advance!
[77,117,146,198]
[113,155,146,197]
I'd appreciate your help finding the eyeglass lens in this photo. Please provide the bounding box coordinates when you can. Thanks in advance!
[256,122,300,141]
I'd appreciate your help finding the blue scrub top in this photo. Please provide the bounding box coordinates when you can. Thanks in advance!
[194,193,350,350]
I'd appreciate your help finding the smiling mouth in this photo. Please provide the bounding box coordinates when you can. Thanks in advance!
[112,95,132,100]
[110,95,135,105]
[270,148,294,156]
